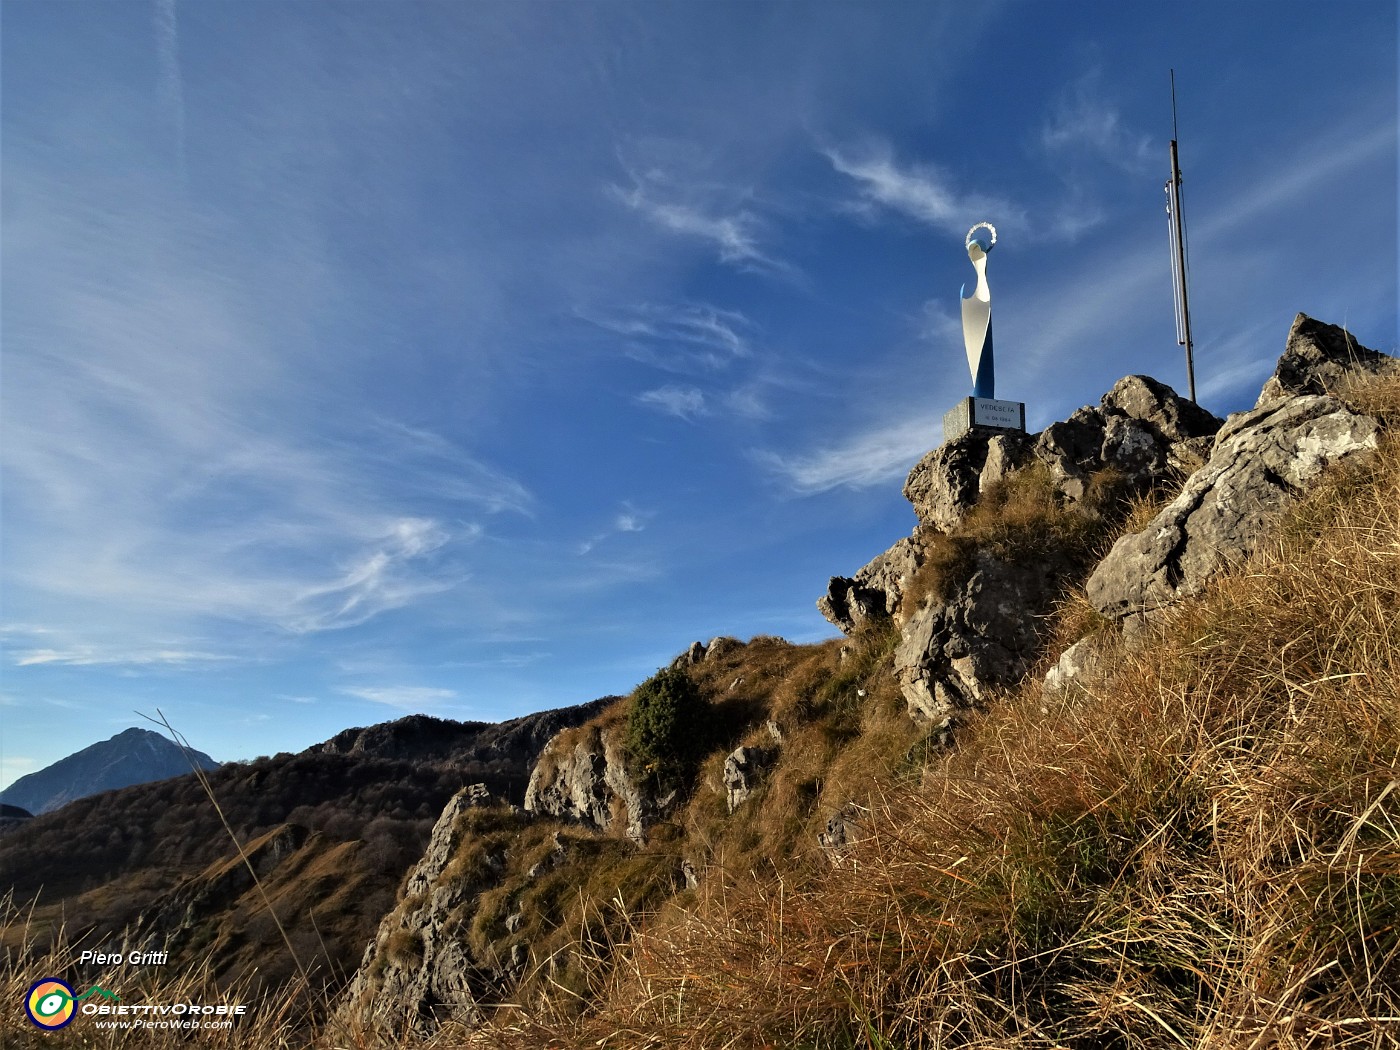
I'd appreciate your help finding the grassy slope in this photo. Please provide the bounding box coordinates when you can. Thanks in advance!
[473,375,1400,1048]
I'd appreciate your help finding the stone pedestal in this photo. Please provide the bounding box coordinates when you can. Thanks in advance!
[943,396,1026,443]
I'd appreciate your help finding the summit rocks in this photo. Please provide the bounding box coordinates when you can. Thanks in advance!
[1088,318,1392,624]
[822,372,1222,724]
[820,313,1391,725]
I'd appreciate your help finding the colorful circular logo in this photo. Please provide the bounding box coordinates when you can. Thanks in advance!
[25,978,76,1029]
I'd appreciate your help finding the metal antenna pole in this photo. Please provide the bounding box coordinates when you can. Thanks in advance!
[1166,70,1197,403]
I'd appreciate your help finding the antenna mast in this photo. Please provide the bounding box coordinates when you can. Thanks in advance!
[1165,69,1197,403]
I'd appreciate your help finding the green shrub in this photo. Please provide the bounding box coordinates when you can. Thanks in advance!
[625,668,708,793]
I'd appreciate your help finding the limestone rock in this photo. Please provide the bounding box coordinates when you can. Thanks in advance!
[979,431,1035,494]
[818,803,869,864]
[723,745,778,812]
[524,720,661,843]
[903,433,992,531]
[1101,373,1222,443]
[817,534,924,634]
[704,636,742,661]
[1034,376,1221,500]
[523,728,612,830]
[1256,313,1394,407]
[1042,637,1107,696]
[404,784,499,899]
[671,640,708,668]
[1087,394,1381,621]
[895,548,1077,724]
[339,783,505,1038]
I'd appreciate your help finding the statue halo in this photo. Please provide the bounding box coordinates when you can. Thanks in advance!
[965,222,997,253]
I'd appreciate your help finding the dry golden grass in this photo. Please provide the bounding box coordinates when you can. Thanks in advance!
[0,893,325,1049]
[470,383,1400,1049]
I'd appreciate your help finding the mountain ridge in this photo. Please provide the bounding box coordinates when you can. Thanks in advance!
[0,726,219,816]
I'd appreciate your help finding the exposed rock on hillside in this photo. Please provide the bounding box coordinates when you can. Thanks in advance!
[822,313,1390,726]
[523,717,664,842]
[670,636,744,669]
[1256,312,1396,407]
[822,375,1220,637]
[723,743,778,812]
[339,785,506,1038]
[896,547,1080,725]
[1089,318,1392,624]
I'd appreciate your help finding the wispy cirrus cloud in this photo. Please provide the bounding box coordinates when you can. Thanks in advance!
[1040,68,1153,173]
[1,153,518,652]
[340,685,457,709]
[577,501,653,555]
[13,647,230,669]
[609,166,796,278]
[579,302,754,373]
[636,385,709,421]
[153,0,185,176]
[824,143,1026,236]
[753,415,940,494]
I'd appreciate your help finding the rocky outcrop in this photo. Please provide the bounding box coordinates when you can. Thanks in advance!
[1033,375,1221,502]
[339,785,505,1038]
[818,802,870,864]
[1042,637,1108,696]
[826,314,1392,730]
[896,548,1079,725]
[820,374,1221,637]
[723,745,778,812]
[1255,313,1396,407]
[1087,393,1381,622]
[523,720,662,842]
[902,435,994,531]
[670,636,745,669]
[817,534,926,634]
[821,370,1222,722]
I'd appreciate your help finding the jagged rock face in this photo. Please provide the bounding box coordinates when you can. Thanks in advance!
[895,549,1078,725]
[979,431,1035,494]
[817,534,926,634]
[523,724,615,830]
[819,374,1220,636]
[523,720,659,842]
[903,433,993,531]
[1256,313,1396,407]
[1087,393,1381,622]
[723,745,777,812]
[821,371,1222,719]
[339,784,503,1039]
[1035,375,1221,501]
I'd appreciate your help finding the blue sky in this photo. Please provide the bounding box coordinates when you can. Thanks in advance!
[2,1,1395,785]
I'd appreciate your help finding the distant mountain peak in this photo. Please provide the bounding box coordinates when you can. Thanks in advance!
[0,727,218,816]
